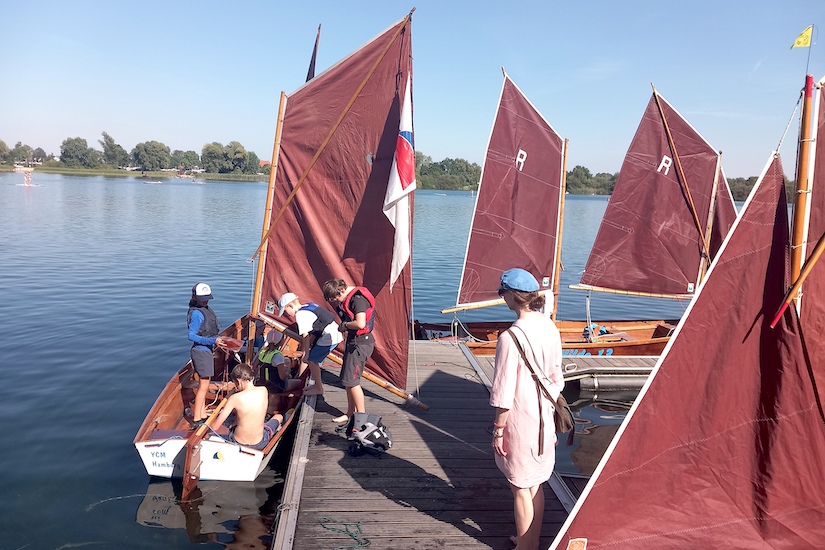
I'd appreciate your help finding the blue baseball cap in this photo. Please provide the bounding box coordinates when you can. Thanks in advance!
[498,268,539,293]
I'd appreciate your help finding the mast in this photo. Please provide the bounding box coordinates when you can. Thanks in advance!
[791,74,815,303]
[551,139,569,321]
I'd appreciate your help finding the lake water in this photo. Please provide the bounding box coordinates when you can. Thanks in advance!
[0,173,689,548]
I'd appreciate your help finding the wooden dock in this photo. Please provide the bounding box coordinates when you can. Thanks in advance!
[272,341,657,549]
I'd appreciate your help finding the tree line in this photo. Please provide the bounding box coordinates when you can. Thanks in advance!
[0,135,771,200]
[0,133,267,175]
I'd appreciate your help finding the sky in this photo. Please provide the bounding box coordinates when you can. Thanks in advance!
[1,0,821,179]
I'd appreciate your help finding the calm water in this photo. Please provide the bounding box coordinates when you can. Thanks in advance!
[0,173,688,549]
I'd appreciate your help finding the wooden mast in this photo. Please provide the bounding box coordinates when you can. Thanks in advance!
[790,75,815,298]
[552,139,569,321]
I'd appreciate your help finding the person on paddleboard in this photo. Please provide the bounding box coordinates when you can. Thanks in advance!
[277,292,342,397]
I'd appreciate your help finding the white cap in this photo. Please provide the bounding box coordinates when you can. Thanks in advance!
[192,282,213,300]
[278,292,298,316]
[265,330,283,345]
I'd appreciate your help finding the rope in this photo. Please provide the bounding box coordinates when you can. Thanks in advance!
[317,516,371,549]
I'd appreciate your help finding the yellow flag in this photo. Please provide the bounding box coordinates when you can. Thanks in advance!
[792,25,813,48]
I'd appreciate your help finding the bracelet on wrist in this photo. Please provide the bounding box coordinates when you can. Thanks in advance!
[493,433,503,438]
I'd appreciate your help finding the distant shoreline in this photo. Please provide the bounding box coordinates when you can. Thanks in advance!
[1,165,267,182]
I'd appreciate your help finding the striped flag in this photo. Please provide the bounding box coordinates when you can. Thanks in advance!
[792,25,813,48]
[383,73,416,289]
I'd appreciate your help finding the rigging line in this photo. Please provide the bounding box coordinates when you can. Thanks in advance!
[651,84,710,261]
[776,95,802,153]
[249,10,415,262]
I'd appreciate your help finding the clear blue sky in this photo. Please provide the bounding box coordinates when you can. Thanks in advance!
[0,0,821,178]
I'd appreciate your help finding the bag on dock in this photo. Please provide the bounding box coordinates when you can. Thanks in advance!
[346,412,392,455]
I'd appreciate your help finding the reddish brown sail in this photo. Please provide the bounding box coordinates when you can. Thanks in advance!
[256,15,414,389]
[576,90,737,297]
[551,154,825,549]
[455,74,565,308]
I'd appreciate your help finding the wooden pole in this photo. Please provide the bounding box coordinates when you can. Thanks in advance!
[552,138,569,321]
[790,75,815,291]
[771,228,825,328]
[651,84,710,261]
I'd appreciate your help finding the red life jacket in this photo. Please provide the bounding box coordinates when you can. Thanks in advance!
[340,286,376,336]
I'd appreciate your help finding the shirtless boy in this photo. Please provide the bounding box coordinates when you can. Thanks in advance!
[213,363,283,450]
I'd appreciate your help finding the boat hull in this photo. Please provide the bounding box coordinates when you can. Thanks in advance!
[417,319,677,357]
[134,314,306,483]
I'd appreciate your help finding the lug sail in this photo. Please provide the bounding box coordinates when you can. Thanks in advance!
[453,74,566,310]
[552,76,825,548]
[574,90,737,298]
[551,152,825,549]
[255,14,414,390]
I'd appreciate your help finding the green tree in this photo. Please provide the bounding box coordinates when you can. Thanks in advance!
[224,141,248,173]
[170,149,201,170]
[99,132,130,168]
[201,142,229,173]
[131,141,171,171]
[0,139,10,164]
[245,150,260,174]
[32,147,47,162]
[60,137,101,168]
[10,141,33,164]
[416,153,481,190]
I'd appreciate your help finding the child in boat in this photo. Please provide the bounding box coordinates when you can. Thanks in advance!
[213,363,283,451]
[277,292,342,396]
[254,329,303,393]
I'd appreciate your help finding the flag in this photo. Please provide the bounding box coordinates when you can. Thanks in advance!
[792,25,813,48]
[306,24,321,81]
[384,73,416,289]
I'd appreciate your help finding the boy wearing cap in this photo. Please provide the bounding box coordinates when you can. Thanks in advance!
[277,292,342,396]
[187,282,220,427]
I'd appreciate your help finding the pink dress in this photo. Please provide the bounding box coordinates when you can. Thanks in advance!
[490,315,564,488]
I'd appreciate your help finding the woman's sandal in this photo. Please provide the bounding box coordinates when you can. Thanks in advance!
[331,415,349,424]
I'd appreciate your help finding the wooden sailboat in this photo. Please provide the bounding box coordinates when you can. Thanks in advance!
[134,11,419,497]
[431,84,736,356]
[550,74,825,550]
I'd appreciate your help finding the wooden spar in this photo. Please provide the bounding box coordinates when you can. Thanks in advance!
[568,283,692,300]
[442,297,506,314]
[772,74,819,326]
[790,75,815,293]
[770,228,825,328]
[652,84,711,262]
[552,138,569,321]
[247,91,288,361]
[261,317,429,410]
[182,398,228,500]
[248,9,415,261]
[698,155,724,284]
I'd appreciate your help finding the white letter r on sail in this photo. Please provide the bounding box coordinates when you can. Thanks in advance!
[516,149,527,171]
[657,156,672,175]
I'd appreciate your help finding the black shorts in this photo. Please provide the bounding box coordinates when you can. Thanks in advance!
[339,334,374,388]
[190,346,215,377]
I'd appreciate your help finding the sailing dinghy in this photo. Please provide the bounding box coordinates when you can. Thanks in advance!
[432,83,736,356]
[550,74,825,550]
[135,11,418,497]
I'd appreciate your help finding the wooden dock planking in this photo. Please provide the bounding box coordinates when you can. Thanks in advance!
[275,341,567,549]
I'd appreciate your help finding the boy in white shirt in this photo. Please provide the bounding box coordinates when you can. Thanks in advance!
[277,292,342,396]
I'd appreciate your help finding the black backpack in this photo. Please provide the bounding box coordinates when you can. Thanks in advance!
[345,412,392,455]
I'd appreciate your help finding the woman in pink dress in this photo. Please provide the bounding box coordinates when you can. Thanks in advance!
[490,268,564,550]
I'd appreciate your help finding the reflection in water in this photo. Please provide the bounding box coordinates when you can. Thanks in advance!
[555,383,637,476]
[136,421,295,547]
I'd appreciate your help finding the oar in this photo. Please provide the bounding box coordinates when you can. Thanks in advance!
[770,229,825,328]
